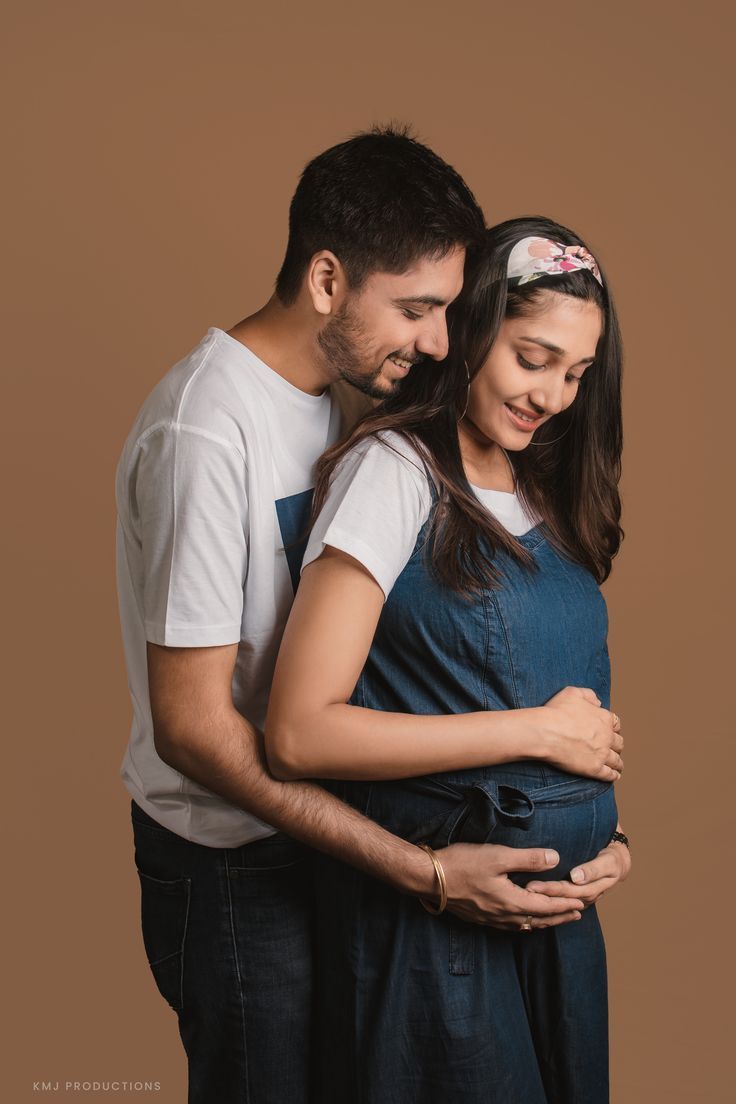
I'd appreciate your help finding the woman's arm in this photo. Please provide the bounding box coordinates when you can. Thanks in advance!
[265,545,622,782]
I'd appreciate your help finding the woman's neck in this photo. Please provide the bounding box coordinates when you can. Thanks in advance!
[458,418,516,492]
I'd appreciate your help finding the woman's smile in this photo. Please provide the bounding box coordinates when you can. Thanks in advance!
[504,402,546,432]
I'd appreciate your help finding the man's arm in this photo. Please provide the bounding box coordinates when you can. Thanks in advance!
[148,642,585,928]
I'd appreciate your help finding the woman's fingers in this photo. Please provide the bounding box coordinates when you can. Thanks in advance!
[524,841,632,912]
[527,875,614,901]
[526,872,623,905]
[503,883,585,916]
[533,910,583,928]
[570,848,628,886]
[606,749,623,773]
[525,879,587,898]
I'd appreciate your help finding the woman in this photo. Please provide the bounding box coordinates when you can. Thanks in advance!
[265,217,630,1102]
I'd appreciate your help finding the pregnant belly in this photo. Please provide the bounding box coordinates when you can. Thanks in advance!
[355,763,618,883]
[484,766,618,885]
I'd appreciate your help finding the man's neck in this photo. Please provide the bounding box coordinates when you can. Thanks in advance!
[227,297,330,397]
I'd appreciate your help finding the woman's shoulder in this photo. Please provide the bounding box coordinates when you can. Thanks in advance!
[338,429,432,489]
[305,429,433,599]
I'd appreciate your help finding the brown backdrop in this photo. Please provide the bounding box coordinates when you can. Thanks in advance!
[4,1,732,1100]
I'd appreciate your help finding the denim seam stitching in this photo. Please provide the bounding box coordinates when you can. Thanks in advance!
[489,592,521,708]
[525,780,612,803]
[167,877,190,1012]
[228,860,303,874]
[148,948,181,967]
[143,876,191,994]
[519,526,546,552]
[224,850,251,1102]
[526,788,611,809]
[480,592,491,711]
[584,784,600,870]
[175,879,190,1013]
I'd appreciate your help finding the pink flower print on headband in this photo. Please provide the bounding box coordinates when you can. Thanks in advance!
[507,236,604,287]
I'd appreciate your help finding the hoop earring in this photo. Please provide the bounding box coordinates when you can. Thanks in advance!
[458,360,471,421]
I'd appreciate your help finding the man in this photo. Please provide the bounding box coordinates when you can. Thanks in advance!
[116,126,627,1102]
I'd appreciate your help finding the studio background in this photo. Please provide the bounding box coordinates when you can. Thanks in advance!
[4,1,732,1100]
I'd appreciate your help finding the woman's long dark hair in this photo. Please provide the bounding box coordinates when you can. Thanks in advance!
[313,216,624,594]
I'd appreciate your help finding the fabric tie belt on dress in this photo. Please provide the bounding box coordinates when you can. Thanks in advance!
[404,778,536,848]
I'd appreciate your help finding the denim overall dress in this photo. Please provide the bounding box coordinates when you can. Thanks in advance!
[313,514,618,1104]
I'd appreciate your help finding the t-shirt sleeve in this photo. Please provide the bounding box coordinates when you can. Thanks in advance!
[133,425,248,646]
[302,433,432,600]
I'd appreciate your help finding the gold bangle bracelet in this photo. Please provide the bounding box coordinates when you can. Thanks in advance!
[417,843,448,915]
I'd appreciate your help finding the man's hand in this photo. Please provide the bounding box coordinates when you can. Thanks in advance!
[438,843,585,930]
[525,840,631,908]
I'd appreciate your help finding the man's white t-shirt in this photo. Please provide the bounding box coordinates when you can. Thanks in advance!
[303,432,539,599]
[116,328,343,847]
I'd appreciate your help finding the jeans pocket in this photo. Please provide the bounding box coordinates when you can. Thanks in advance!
[136,870,191,1013]
[227,833,308,875]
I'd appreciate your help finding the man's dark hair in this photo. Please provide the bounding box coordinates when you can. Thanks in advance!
[275,124,485,305]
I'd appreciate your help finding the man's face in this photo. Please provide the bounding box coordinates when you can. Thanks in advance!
[317,247,466,399]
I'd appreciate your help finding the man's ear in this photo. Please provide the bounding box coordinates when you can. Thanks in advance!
[305,250,349,316]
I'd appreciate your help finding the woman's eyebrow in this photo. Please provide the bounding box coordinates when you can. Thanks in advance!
[520,335,565,355]
[520,335,596,366]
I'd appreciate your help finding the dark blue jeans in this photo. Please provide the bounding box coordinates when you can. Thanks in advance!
[131,802,312,1104]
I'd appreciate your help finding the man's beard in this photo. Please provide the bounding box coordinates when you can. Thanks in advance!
[317,300,417,400]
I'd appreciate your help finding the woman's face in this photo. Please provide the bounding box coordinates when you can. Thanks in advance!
[465,290,604,449]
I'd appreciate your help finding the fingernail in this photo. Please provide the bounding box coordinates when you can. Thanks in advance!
[570,867,585,884]
[544,850,559,865]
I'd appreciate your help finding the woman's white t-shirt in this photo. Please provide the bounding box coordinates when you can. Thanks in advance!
[303,432,540,598]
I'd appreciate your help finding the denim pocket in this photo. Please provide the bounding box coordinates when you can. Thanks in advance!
[136,870,191,1013]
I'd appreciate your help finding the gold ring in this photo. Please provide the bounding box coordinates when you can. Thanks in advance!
[519,915,533,931]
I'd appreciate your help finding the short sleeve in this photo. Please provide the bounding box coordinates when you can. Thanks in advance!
[302,432,432,600]
[133,425,248,646]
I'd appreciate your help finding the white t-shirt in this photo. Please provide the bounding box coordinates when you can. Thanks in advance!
[116,328,343,846]
[303,432,539,599]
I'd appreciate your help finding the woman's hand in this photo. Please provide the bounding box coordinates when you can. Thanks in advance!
[525,836,632,908]
[535,685,623,781]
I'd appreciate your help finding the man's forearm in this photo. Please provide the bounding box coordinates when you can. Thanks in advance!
[156,706,436,899]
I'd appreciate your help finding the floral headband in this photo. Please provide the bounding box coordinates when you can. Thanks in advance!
[507,236,603,288]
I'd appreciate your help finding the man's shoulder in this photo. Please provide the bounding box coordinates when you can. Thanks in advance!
[123,329,267,459]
